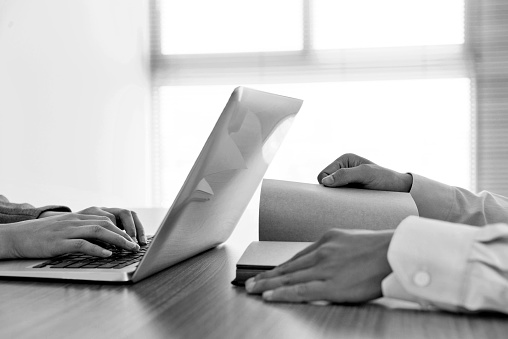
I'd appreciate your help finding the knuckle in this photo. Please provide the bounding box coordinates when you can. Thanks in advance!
[74,240,86,250]
[120,210,132,218]
[91,225,103,234]
[295,284,308,299]
[98,217,114,226]
[276,264,288,275]
[316,245,334,259]
[339,153,356,164]
[281,274,292,286]
[322,230,336,241]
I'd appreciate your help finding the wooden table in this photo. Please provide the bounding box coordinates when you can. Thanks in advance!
[0,208,507,339]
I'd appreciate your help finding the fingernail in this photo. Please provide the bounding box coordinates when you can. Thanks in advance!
[262,290,274,301]
[141,235,147,245]
[128,241,139,250]
[102,249,112,257]
[245,278,255,292]
[322,175,333,185]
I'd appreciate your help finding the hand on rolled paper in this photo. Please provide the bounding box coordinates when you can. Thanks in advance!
[317,153,413,193]
[245,228,394,303]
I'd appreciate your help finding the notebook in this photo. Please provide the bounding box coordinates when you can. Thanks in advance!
[0,87,303,283]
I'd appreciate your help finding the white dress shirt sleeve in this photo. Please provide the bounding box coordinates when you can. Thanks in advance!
[409,173,508,225]
[381,174,508,313]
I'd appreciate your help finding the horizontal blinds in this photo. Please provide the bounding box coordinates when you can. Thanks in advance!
[149,0,473,204]
[152,45,469,86]
[470,0,508,195]
[151,0,470,86]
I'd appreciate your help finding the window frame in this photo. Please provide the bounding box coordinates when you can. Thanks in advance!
[149,0,475,206]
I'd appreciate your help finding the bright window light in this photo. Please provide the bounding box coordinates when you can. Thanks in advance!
[161,0,303,54]
[159,80,470,206]
[313,0,464,49]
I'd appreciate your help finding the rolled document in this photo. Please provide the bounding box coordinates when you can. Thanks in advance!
[259,179,419,242]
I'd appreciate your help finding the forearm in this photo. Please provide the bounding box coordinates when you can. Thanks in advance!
[409,174,508,226]
[0,224,16,259]
[0,195,71,224]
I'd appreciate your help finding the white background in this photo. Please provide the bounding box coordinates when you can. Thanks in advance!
[0,0,151,210]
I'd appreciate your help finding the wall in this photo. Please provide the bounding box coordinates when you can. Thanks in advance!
[0,0,151,210]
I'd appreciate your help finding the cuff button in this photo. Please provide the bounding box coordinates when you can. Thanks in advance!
[413,271,431,287]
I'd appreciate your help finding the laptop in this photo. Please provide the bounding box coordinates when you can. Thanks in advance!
[0,87,303,283]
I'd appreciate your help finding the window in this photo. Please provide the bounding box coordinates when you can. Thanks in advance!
[313,0,464,49]
[151,0,471,207]
[160,0,302,54]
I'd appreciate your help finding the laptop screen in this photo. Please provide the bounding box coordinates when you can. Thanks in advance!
[133,87,303,281]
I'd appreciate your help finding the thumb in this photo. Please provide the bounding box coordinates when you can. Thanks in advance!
[321,167,367,187]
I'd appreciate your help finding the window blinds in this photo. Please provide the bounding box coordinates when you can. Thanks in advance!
[151,0,468,86]
[469,0,508,195]
[149,0,480,205]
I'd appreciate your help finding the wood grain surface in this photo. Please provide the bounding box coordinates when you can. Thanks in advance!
[0,209,506,339]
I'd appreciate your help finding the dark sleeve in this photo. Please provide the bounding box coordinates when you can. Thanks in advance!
[0,195,71,224]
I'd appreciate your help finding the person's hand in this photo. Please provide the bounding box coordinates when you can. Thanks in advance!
[245,229,394,303]
[317,153,413,192]
[0,213,140,259]
[40,207,146,245]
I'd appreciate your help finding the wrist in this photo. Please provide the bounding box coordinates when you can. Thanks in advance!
[39,211,63,219]
[362,230,394,301]
[0,225,17,259]
[399,173,413,193]
[377,230,395,275]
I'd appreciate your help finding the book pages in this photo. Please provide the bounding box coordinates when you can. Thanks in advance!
[259,179,419,242]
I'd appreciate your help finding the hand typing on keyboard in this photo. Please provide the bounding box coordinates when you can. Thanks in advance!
[0,213,141,259]
[33,237,153,270]
[40,207,147,245]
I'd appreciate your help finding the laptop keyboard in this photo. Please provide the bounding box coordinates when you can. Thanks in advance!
[32,236,153,269]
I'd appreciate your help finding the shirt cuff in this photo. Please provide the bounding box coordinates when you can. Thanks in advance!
[409,173,454,221]
[34,205,72,218]
[382,216,477,311]
[0,204,71,224]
